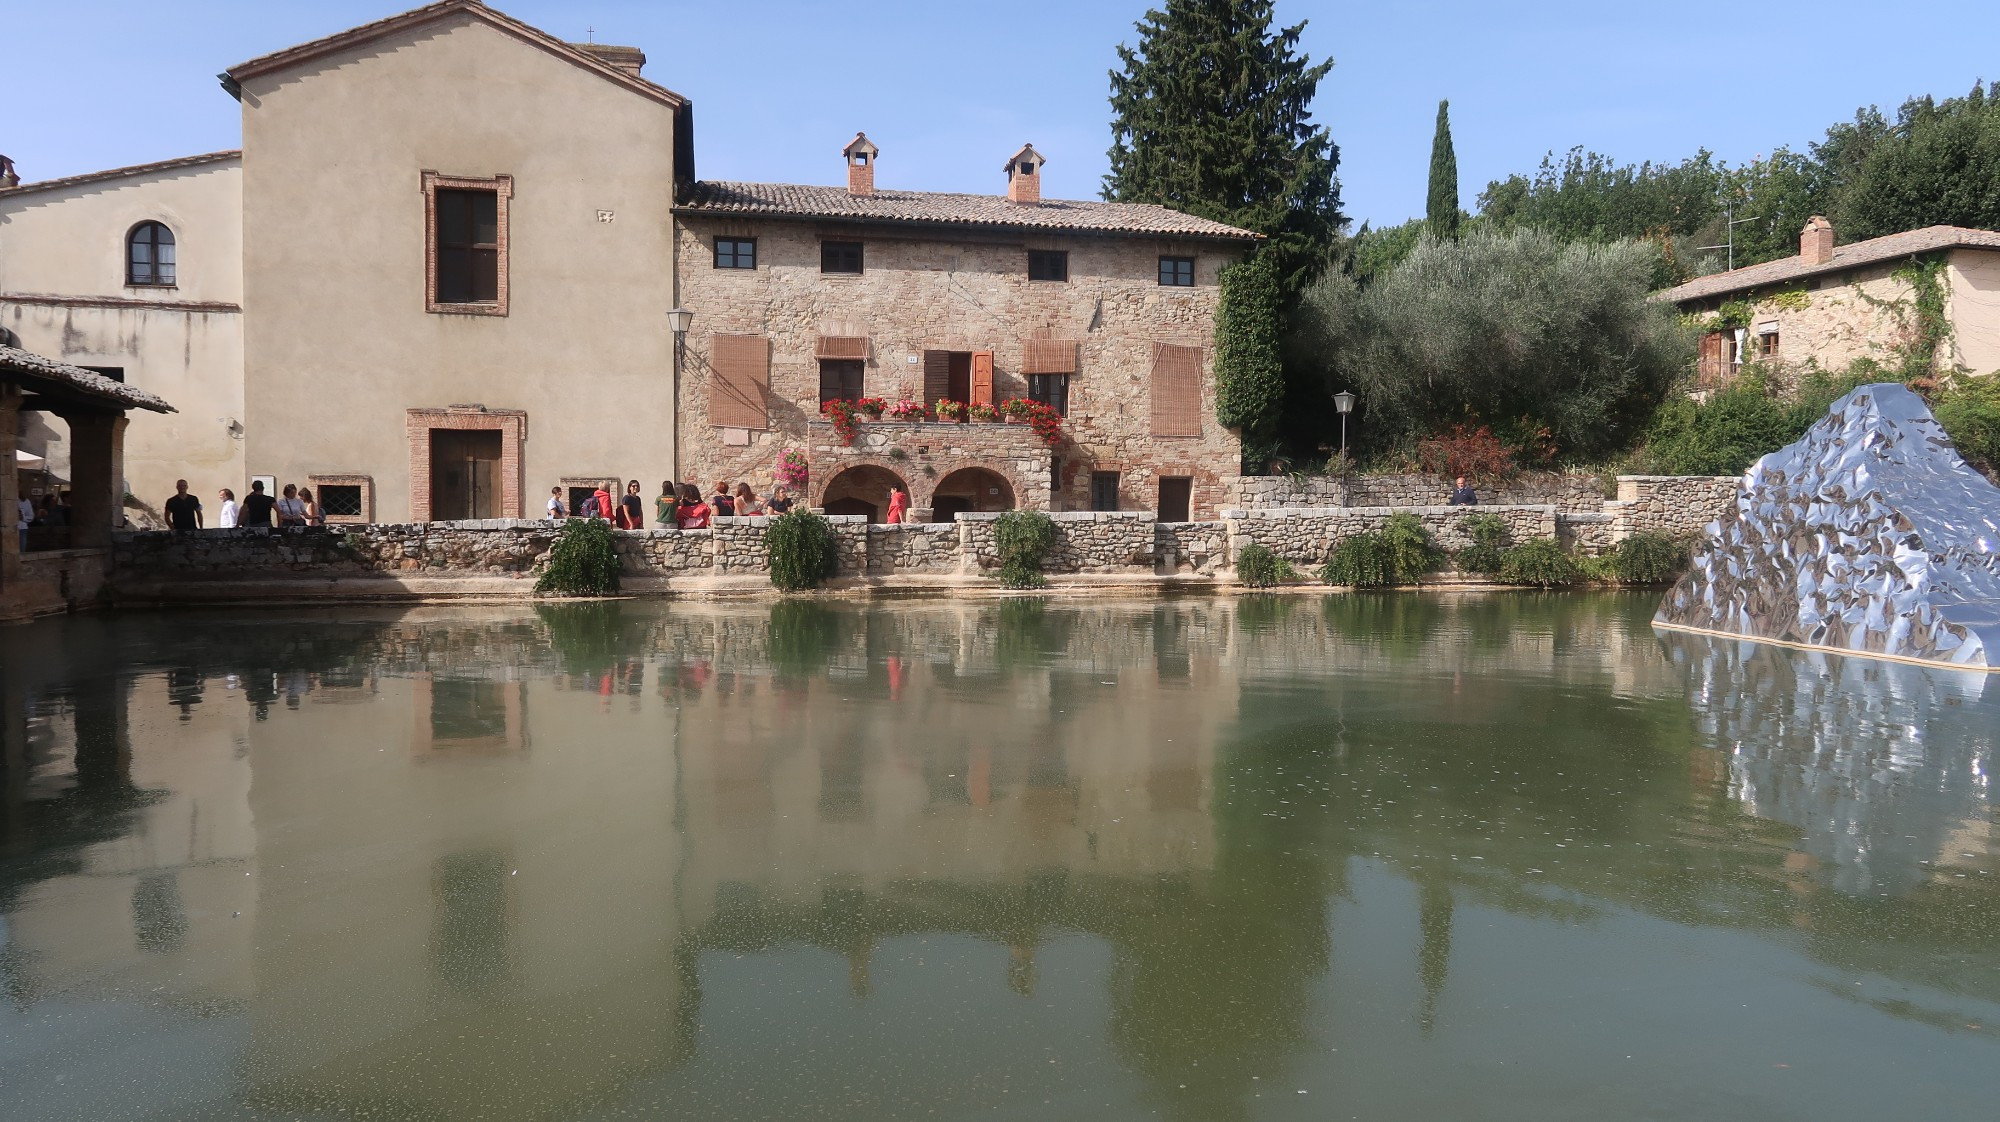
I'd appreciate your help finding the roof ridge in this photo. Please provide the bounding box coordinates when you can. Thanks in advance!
[224,0,687,109]
[681,179,1259,240]
[1661,223,2000,302]
[699,178,1190,210]
[0,151,240,197]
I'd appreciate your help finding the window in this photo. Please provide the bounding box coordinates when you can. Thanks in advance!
[423,171,512,315]
[819,359,864,405]
[1028,374,1069,416]
[319,486,364,517]
[822,240,863,275]
[715,237,756,269]
[1090,471,1120,512]
[1158,255,1194,287]
[1757,325,1780,358]
[1028,250,1068,282]
[307,474,373,524]
[126,222,175,286]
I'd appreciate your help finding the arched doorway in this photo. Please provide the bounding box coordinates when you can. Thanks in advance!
[931,467,1014,522]
[820,464,908,523]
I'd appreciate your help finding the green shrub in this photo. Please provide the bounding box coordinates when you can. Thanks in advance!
[766,510,838,591]
[1612,531,1688,583]
[994,510,1057,589]
[1381,512,1443,578]
[1319,533,1395,587]
[1932,375,2000,472]
[1235,543,1298,588]
[1497,537,1579,586]
[535,518,620,595]
[1455,513,1509,573]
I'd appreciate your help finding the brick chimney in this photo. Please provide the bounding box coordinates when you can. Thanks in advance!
[1005,144,1045,205]
[843,133,879,197]
[1801,215,1835,265]
[0,155,17,190]
[573,43,646,78]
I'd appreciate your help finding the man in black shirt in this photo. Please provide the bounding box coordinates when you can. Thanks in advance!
[240,480,278,527]
[163,479,203,530]
[1447,476,1478,506]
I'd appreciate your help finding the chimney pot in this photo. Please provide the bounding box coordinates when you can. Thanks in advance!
[843,133,879,197]
[573,43,646,78]
[1800,215,1835,266]
[0,154,17,190]
[1005,143,1045,205]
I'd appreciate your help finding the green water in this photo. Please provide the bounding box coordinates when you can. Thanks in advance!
[1,594,1997,1120]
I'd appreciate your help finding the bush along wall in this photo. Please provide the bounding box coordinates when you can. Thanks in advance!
[994,510,1057,589]
[535,519,620,596]
[766,510,838,592]
[1317,512,1441,588]
[1235,543,1297,588]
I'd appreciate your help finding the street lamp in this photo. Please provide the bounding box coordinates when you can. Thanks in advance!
[665,306,694,362]
[1333,389,1356,465]
[667,306,694,481]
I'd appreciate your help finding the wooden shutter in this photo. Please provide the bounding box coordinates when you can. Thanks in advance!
[971,351,994,406]
[710,334,769,429]
[1150,342,1202,437]
[815,335,869,360]
[1022,338,1077,374]
[923,350,952,405]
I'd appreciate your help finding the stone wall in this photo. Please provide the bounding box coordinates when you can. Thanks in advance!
[1608,476,1741,538]
[1225,506,1559,565]
[1230,471,1609,512]
[674,215,1242,520]
[866,523,961,575]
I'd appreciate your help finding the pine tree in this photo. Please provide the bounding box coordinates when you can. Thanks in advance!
[1426,99,1460,239]
[1104,0,1343,297]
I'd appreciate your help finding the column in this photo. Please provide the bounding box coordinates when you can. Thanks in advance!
[61,409,124,550]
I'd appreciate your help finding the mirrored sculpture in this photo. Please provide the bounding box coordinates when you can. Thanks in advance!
[1654,383,2000,669]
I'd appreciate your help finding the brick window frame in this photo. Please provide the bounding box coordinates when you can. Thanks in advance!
[307,474,375,524]
[405,408,526,522]
[422,171,513,316]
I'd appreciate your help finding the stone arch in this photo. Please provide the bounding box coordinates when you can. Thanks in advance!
[816,462,909,523]
[930,466,1016,522]
[923,456,1034,515]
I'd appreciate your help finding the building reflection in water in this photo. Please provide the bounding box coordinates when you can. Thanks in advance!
[0,597,1994,1120]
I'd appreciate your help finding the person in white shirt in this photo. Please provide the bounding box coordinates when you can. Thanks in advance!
[14,489,32,552]
[275,483,308,527]
[217,488,239,529]
[546,486,566,520]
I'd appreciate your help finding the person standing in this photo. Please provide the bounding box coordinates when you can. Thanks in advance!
[299,487,324,527]
[547,486,566,520]
[591,482,615,522]
[734,482,763,516]
[711,481,735,518]
[275,484,309,527]
[1447,476,1478,506]
[217,488,239,528]
[655,481,677,526]
[676,483,711,529]
[619,480,645,529]
[885,484,909,524]
[163,479,203,531]
[240,481,277,527]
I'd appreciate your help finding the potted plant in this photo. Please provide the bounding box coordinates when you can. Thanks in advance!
[886,399,927,421]
[968,402,999,423]
[853,396,887,420]
[934,399,967,422]
[999,397,1033,423]
[775,447,810,490]
[820,399,863,445]
[1016,400,1064,447]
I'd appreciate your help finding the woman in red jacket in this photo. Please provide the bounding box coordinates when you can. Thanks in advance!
[676,483,712,529]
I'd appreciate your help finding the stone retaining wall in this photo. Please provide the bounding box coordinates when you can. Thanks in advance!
[1226,505,1559,565]
[1231,471,1610,512]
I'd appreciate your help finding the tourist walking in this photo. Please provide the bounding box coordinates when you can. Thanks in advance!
[711,481,735,518]
[1447,476,1478,506]
[240,480,277,527]
[655,481,677,526]
[217,488,239,528]
[619,480,645,529]
[885,484,909,524]
[275,484,309,527]
[765,485,795,515]
[734,482,763,516]
[299,487,324,527]
[677,483,712,529]
[164,479,203,531]
[546,486,566,519]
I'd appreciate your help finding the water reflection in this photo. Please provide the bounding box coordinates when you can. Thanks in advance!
[0,597,1995,1120]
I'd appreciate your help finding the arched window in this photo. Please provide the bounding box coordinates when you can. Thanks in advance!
[126,221,175,286]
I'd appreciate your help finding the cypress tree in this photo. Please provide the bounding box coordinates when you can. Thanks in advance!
[1104,0,1343,298]
[1213,250,1287,446]
[1426,99,1460,239]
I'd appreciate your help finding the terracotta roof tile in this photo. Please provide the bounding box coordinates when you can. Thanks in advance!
[1661,225,2000,303]
[677,180,1261,241]
[0,151,239,198]
[0,345,175,413]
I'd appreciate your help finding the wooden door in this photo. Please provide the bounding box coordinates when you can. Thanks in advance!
[1158,477,1192,522]
[971,350,994,407]
[430,429,502,520]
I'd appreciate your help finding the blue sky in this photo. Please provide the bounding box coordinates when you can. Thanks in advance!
[7,0,1998,228]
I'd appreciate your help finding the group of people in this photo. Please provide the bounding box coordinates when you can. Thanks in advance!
[548,479,800,530]
[162,479,319,531]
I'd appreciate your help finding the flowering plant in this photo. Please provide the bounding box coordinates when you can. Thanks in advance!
[934,399,967,421]
[1001,398,1065,447]
[821,399,865,445]
[853,396,888,419]
[967,402,999,422]
[775,447,810,489]
[886,399,928,421]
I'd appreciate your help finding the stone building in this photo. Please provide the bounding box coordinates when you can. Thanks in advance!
[1661,218,2000,387]
[674,139,1254,522]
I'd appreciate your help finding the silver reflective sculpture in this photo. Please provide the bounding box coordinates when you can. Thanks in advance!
[1654,383,2000,669]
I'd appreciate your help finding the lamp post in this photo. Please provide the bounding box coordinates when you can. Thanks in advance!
[1333,389,1356,466]
[666,307,693,480]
